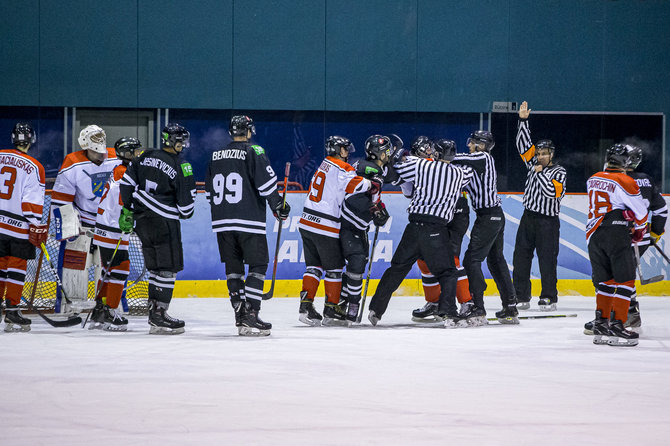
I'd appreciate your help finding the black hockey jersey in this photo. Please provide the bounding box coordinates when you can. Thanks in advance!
[119,149,196,220]
[204,141,282,234]
[628,171,667,237]
[341,160,382,231]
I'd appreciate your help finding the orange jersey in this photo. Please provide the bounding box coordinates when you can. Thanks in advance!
[586,170,648,242]
[52,148,120,226]
[94,164,129,250]
[0,149,45,240]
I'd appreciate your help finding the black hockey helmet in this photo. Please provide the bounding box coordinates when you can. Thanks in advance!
[114,137,142,162]
[467,130,495,152]
[11,122,36,148]
[536,139,556,154]
[626,144,642,170]
[229,115,256,137]
[162,123,190,148]
[434,139,457,161]
[606,143,631,168]
[410,136,435,158]
[364,134,392,161]
[325,135,355,157]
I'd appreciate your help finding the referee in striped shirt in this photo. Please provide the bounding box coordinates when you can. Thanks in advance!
[453,130,518,324]
[513,101,567,311]
[368,152,473,326]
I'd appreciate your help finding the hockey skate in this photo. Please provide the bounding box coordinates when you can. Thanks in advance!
[345,302,360,326]
[538,298,557,312]
[4,304,31,332]
[624,300,641,331]
[239,306,271,337]
[592,311,611,345]
[441,309,468,329]
[148,301,185,335]
[232,300,246,327]
[583,319,595,335]
[322,302,348,327]
[89,302,128,331]
[298,296,323,326]
[495,305,520,324]
[411,302,443,323]
[607,319,639,347]
[462,304,488,326]
[368,310,381,326]
[516,299,531,310]
[459,300,474,316]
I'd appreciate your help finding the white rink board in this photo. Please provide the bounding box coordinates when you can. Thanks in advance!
[3,296,670,445]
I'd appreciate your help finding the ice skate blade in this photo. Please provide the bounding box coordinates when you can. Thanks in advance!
[322,317,348,327]
[583,328,594,336]
[497,316,520,325]
[516,302,530,310]
[298,313,322,327]
[607,337,638,347]
[444,319,468,329]
[593,335,609,345]
[538,304,557,312]
[238,326,271,337]
[4,322,31,333]
[149,325,185,335]
[411,315,445,323]
[467,316,488,327]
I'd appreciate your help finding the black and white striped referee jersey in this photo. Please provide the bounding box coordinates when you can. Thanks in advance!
[452,151,500,210]
[516,119,567,216]
[393,157,473,224]
[120,149,196,221]
[204,141,282,234]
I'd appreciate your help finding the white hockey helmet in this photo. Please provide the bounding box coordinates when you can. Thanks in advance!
[78,125,107,154]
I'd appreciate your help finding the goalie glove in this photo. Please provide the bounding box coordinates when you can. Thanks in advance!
[370,201,389,227]
[119,207,134,233]
[28,223,48,247]
[273,201,290,221]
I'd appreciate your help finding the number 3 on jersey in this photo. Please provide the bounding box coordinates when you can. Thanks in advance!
[0,166,17,200]
[309,171,326,203]
[212,173,243,204]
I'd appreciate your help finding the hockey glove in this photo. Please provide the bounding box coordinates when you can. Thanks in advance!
[622,210,635,221]
[370,201,390,227]
[631,226,646,243]
[28,223,48,247]
[273,201,291,221]
[119,207,134,233]
[369,179,382,197]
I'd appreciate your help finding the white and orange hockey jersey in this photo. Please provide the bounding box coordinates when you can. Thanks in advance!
[51,148,120,226]
[0,149,45,240]
[94,164,129,251]
[586,169,648,243]
[298,156,371,238]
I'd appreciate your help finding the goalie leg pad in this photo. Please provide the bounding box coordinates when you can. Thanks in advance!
[61,236,96,311]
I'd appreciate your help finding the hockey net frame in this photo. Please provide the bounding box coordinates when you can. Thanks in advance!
[20,192,149,316]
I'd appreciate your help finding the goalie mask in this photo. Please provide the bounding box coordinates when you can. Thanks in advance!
[78,125,107,154]
[229,115,256,137]
[114,137,142,162]
[162,123,190,149]
[11,122,36,148]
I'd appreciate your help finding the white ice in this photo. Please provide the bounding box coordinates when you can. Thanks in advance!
[3,295,670,445]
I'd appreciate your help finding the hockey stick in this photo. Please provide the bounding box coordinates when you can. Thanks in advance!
[263,162,291,300]
[651,238,670,264]
[633,242,663,285]
[486,313,577,321]
[356,226,380,323]
[82,237,123,328]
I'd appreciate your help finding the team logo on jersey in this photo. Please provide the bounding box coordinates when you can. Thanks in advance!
[83,170,112,199]
[251,145,265,156]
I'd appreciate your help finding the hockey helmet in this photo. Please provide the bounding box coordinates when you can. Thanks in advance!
[364,135,392,162]
[536,139,555,154]
[606,143,631,168]
[410,136,434,158]
[162,123,190,149]
[434,139,457,162]
[325,135,355,157]
[11,122,36,148]
[114,137,142,162]
[467,130,495,152]
[229,115,256,137]
[78,125,107,154]
[626,144,642,170]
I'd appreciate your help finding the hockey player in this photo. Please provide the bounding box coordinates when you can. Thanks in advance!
[453,131,518,325]
[204,115,290,336]
[51,125,119,312]
[298,135,373,326]
[585,144,647,347]
[339,135,392,324]
[119,124,196,335]
[0,123,47,332]
[90,137,143,331]
[411,138,473,322]
[513,102,567,312]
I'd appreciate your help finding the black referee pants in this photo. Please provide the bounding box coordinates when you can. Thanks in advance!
[370,221,457,317]
[512,210,560,303]
[463,206,516,308]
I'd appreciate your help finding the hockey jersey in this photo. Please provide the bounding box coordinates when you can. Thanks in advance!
[94,164,129,250]
[341,160,383,232]
[204,141,282,234]
[299,156,371,238]
[586,169,648,243]
[452,152,501,210]
[51,148,119,226]
[628,171,667,239]
[119,149,196,221]
[0,149,45,240]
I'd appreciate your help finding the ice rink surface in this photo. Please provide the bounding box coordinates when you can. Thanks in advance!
[3,295,670,445]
